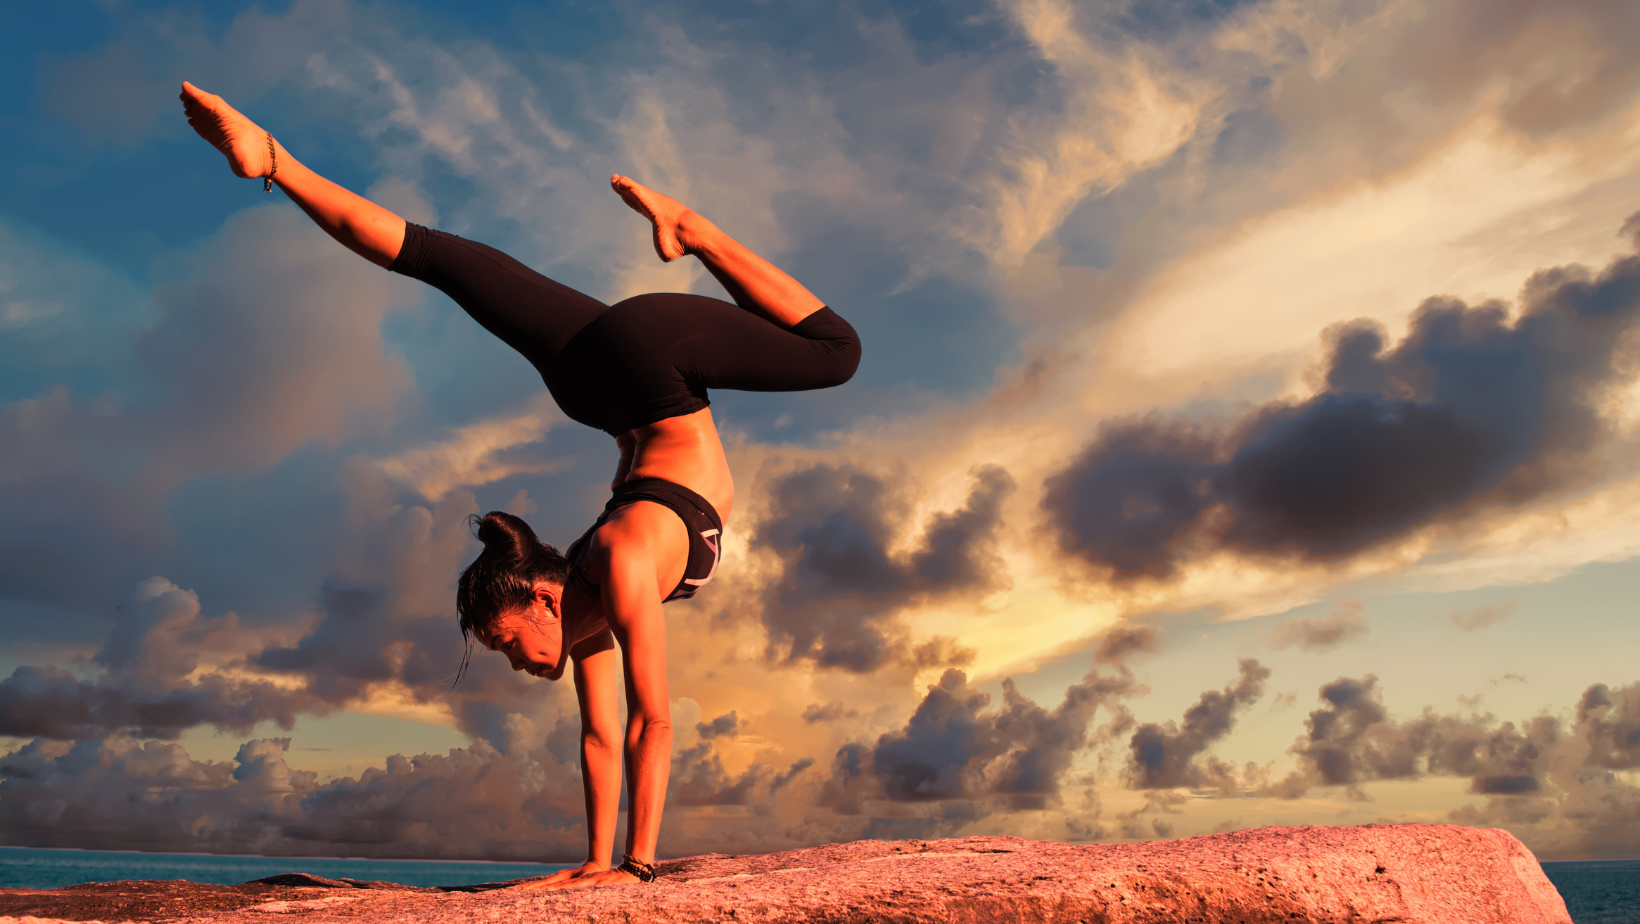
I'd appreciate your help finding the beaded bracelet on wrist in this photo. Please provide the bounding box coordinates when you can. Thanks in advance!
[264,132,278,193]
[617,854,657,883]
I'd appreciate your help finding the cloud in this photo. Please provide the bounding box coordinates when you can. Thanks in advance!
[1266,672,1640,817]
[756,464,1015,672]
[37,0,355,145]
[0,665,312,742]
[1264,674,1640,858]
[979,0,1203,268]
[0,578,317,740]
[138,207,413,484]
[371,395,571,501]
[1094,625,1160,664]
[0,202,417,621]
[668,741,766,808]
[801,701,859,724]
[1451,603,1512,631]
[0,733,587,860]
[816,652,1143,820]
[771,758,815,792]
[1126,658,1270,792]
[1268,601,1369,652]
[695,711,742,741]
[1043,219,1640,579]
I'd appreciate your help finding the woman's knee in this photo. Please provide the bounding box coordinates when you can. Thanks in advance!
[818,329,861,387]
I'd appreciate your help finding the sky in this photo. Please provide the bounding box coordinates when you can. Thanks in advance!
[2,0,1640,864]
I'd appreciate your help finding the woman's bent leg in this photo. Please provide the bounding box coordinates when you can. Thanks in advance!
[611,175,826,329]
[599,294,860,421]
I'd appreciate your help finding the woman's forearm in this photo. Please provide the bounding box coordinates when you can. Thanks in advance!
[622,716,674,862]
[570,637,624,867]
[581,736,621,865]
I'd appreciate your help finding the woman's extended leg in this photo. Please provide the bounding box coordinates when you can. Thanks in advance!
[180,81,406,267]
[180,81,604,377]
[611,175,825,329]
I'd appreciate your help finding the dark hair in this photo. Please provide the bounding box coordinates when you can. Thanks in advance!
[453,511,570,686]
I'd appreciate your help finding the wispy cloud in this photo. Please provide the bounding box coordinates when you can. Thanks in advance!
[372,395,571,501]
[1269,601,1369,652]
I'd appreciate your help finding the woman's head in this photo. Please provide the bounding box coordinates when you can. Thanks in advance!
[454,511,570,684]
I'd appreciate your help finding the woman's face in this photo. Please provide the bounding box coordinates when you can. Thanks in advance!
[481,584,565,680]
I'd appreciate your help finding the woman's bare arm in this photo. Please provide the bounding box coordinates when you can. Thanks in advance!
[573,634,622,863]
[180,82,405,266]
[513,632,621,892]
[605,545,673,868]
[531,506,684,892]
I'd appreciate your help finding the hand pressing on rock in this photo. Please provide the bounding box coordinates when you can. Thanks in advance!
[512,863,640,891]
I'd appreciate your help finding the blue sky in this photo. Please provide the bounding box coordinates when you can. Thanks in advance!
[3,0,1640,862]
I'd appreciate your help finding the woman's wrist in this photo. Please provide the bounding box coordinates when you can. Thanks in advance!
[617,854,657,882]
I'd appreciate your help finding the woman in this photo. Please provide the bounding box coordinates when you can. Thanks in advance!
[180,82,859,889]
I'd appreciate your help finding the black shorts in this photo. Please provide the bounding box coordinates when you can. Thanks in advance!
[388,223,861,436]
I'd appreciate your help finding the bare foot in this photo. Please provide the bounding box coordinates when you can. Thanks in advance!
[610,174,716,262]
[180,81,273,180]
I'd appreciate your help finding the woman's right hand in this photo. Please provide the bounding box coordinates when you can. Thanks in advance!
[514,861,609,890]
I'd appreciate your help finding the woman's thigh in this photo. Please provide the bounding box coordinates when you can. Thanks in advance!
[600,293,861,396]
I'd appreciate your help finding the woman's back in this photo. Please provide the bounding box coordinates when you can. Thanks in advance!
[625,408,734,522]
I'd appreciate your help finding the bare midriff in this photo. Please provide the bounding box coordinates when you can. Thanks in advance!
[619,407,735,523]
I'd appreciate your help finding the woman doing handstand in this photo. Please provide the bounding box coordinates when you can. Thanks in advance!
[180,82,859,890]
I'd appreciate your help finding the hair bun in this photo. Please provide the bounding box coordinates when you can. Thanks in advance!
[472,511,542,562]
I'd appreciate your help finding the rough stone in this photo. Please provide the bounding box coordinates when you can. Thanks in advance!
[0,823,1572,923]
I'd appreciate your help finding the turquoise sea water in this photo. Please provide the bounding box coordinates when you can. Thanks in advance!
[0,846,1634,921]
[0,846,573,890]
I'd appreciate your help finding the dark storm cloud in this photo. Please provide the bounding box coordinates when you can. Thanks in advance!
[255,583,455,704]
[771,758,815,792]
[0,734,588,861]
[816,652,1142,817]
[0,666,311,741]
[0,205,428,742]
[696,711,742,740]
[1268,601,1368,653]
[1044,220,1640,578]
[0,494,549,750]
[1267,675,1640,803]
[757,463,1015,672]
[1095,625,1160,664]
[802,700,859,723]
[669,741,766,808]
[1576,683,1640,771]
[1126,658,1270,791]
[0,579,318,740]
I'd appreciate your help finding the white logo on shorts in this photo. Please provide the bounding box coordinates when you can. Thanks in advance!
[682,528,721,587]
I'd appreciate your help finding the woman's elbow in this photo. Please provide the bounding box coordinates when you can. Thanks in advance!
[629,716,673,739]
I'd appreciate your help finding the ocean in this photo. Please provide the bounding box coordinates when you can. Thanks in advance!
[0,846,573,891]
[0,846,1634,921]
[1542,859,1640,924]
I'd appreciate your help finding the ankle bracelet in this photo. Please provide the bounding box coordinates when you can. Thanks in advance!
[264,132,278,193]
[617,854,657,883]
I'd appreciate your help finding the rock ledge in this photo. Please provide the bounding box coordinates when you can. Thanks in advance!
[0,823,1572,923]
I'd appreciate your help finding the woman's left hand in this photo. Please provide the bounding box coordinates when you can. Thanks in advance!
[514,866,640,891]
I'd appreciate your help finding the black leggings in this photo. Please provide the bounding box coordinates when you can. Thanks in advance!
[388,223,861,435]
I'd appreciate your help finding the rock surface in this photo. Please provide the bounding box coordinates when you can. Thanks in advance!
[0,824,1572,923]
